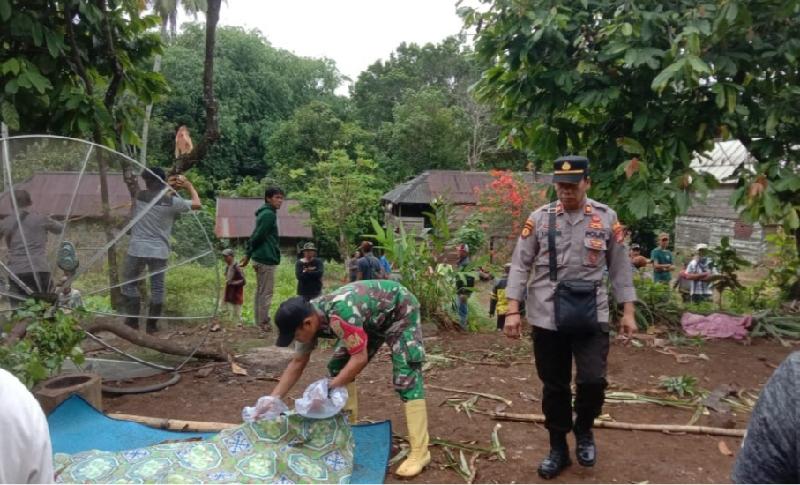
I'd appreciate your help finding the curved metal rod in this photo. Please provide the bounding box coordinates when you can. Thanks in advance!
[1,135,221,374]
[1,137,42,293]
[49,144,94,278]
[83,250,213,297]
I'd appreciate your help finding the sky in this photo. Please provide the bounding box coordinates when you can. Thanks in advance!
[181,0,470,93]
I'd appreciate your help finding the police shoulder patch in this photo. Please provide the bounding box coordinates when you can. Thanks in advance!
[612,221,625,243]
[521,218,535,239]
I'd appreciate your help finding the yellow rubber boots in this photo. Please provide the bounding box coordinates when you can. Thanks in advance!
[395,399,431,478]
[344,382,358,423]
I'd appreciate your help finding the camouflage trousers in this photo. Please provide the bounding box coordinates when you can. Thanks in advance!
[327,292,426,401]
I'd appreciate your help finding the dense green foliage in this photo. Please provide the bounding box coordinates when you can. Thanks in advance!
[461,0,800,232]
[0,302,85,388]
[147,24,342,181]
[0,0,168,148]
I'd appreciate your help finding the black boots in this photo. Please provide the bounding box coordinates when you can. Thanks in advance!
[537,433,572,479]
[538,448,572,479]
[537,430,596,479]
[575,431,597,467]
[124,296,141,330]
[122,297,160,335]
[146,303,162,335]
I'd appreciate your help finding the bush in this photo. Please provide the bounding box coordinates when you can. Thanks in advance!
[0,302,86,388]
[369,219,460,329]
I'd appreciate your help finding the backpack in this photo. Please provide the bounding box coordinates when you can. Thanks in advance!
[360,255,387,279]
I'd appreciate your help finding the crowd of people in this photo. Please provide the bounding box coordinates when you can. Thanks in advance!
[628,232,716,303]
[0,159,794,483]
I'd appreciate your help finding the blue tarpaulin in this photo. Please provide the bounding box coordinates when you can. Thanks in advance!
[47,395,390,484]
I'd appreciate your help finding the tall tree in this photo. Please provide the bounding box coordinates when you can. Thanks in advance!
[351,37,475,127]
[293,150,383,267]
[461,0,800,239]
[139,0,207,166]
[148,25,342,182]
[383,87,471,181]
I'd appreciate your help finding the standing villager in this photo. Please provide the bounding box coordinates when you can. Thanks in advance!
[121,168,200,334]
[504,156,637,479]
[270,280,430,478]
[685,243,714,303]
[222,248,245,325]
[0,189,63,306]
[348,249,362,283]
[356,241,385,280]
[295,242,324,301]
[455,243,474,330]
[240,187,284,332]
[489,263,512,331]
[650,232,675,284]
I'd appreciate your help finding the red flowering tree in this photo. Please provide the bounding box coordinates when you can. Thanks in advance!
[474,170,548,261]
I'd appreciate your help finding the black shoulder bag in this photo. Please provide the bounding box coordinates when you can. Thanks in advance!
[548,207,601,335]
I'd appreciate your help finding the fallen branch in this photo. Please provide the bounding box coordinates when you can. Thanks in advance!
[107,413,237,432]
[428,385,513,406]
[84,318,226,361]
[445,354,529,367]
[175,362,227,374]
[492,412,745,437]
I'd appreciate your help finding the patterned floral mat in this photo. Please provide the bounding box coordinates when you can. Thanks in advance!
[54,413,355,484]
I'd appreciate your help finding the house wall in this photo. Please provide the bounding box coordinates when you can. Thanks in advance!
[675,186,768,263]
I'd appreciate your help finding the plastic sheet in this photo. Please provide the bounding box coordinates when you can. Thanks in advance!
[295,378,349,419]
[241,395,289,422]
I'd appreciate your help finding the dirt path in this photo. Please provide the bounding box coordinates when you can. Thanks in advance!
[102,329,795,483]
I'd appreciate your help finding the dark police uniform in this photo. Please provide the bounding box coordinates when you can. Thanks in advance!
[505,156,636,477]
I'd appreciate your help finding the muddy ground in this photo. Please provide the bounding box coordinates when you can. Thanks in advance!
[96,325,795,484]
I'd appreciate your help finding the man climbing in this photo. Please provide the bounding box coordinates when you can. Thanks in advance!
[122,168,200,333]
[270,280,430,478]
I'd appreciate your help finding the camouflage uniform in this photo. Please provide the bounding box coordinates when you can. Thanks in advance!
[294,280,426,401]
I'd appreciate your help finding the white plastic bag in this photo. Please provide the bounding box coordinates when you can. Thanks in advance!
[294,378,349,419]
[242,395,289,423]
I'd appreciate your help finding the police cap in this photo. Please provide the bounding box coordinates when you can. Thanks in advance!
[552,156,589,184]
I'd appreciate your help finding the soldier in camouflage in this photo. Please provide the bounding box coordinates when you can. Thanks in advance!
[270,280,431,478]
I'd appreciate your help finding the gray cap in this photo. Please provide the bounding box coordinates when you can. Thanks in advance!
[222,248,234,257]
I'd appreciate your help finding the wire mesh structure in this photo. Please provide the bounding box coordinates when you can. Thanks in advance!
[0,135,220,370]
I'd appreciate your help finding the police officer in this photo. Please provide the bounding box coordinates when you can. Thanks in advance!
[504,156,637,479]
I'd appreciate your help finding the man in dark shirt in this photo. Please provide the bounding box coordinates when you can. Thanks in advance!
[295,242,324,301]
[356,241,384,280]
[732,351,800,483]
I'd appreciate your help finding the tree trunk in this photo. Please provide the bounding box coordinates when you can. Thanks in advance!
[339,230,350,281]
[84,318,227,361]
[139,19,169,167]
[96,150,124,309]
[174,0,221,174]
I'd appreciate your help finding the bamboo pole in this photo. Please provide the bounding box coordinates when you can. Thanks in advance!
[492,412,746,437]
[107,413,237,432]
[427,385,513,406]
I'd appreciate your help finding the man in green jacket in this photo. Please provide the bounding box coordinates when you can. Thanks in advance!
[241,187,284,332]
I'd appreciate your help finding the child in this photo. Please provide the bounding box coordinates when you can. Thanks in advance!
[489,263,511,331]
[57,276,83,310]
[222,248,245,325]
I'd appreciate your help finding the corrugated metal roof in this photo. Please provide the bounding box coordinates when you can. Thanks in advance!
[215,197,312,239]
[691,140,755,182]
[382,170,550,205]
[0,172,135,217]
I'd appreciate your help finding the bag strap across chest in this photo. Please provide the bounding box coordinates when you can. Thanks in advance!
[548,204,558,282]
